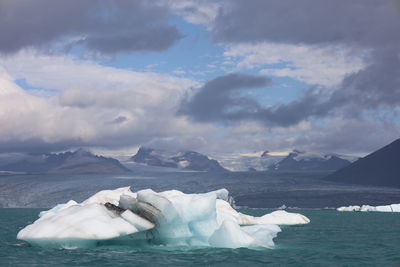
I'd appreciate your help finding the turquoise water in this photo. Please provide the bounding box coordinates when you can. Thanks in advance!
[1,209,400,266]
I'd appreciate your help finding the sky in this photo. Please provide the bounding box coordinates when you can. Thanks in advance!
[0,0,399,157]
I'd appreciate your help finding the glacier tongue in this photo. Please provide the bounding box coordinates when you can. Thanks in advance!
[17,187,310,249]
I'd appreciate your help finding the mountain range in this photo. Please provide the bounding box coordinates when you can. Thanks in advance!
[0,149,131,174]
[0,146,360,174]
[212,150,354,172]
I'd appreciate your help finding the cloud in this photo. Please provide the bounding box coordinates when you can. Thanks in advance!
[1,0,399,155]
[1,55,396,155]
[179,73,271,122]
[0,67,87,151]
[330,48,400,111]
[0,52,216,152]
[224,43,366,87]
[206,0,400,126]
[180,56,400,129]
[179,73,336,126]
[0,0,182,55]
[213,0,400,48]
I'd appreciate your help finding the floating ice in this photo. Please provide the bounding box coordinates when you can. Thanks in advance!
[337,205,361,212]
[17,187,310,249]
[215,199,309,225]
[337,204,400,212]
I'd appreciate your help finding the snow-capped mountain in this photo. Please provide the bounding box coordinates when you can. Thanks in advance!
[129,147,355,172]
[211,151,285,171]
[268,150,353,172]
[130,147,227,172]
[0,149,131,174]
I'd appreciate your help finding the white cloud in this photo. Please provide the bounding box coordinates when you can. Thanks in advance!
[0,51,215,151]
[0,67,89,144]
[0,51,394,156]
[224,43,367,87]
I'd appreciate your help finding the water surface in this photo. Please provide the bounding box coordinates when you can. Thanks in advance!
[2,208,399,266]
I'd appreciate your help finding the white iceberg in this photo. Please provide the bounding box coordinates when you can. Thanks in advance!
[337,203,400,212]
[17,187,310,249]
[337,205,361,212]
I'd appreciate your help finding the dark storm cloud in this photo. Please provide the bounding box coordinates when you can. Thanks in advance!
[205,0,400,124]
[179,73,270,122]
[181,53,400,126]
[0,0,182,54]
[331,48,400,110]
[179,73,334,126]
[302,48,400,118]
[213,0,400,48]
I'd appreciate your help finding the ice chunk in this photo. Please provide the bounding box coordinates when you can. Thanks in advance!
[17,187,310,249]
[374,204,400,212]
[209,220,260,248]
[360,205,376,212]
[209,221,281,248]
[215,199,256,225]
[215,199,310,225]
[118,194,139,211]
[204,188,230,202]
[215,199,243,224]
[120,210,155,231]
[137,189,220,246]
[337,205,361,212]
[390,204,400,212]
[337,203,400,212]
[39,200,78,218]
[255,210,311,225]
[17,203,141,248]
[241,224,282,247]
[82,186,136,205]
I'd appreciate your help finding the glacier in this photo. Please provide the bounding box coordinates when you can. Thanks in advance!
[337,204,400,212]
[17,187,310,249]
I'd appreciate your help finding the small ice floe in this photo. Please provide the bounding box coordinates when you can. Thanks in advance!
[337,204,400,212]
[17,187,310,249]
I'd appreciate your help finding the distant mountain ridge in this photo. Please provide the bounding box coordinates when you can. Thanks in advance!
[0,147,358,174]
[0,149,131,174]
[213,150,353,172]
[326,139,400,187]
[130,147,227,172]
[269,150,352,172]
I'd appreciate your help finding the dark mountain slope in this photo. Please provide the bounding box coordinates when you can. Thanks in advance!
[325,139,400,187]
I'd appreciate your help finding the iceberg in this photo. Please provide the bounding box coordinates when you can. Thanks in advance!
[337,204,400,212]
[17,187,310,249]
[337,205,361,212]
